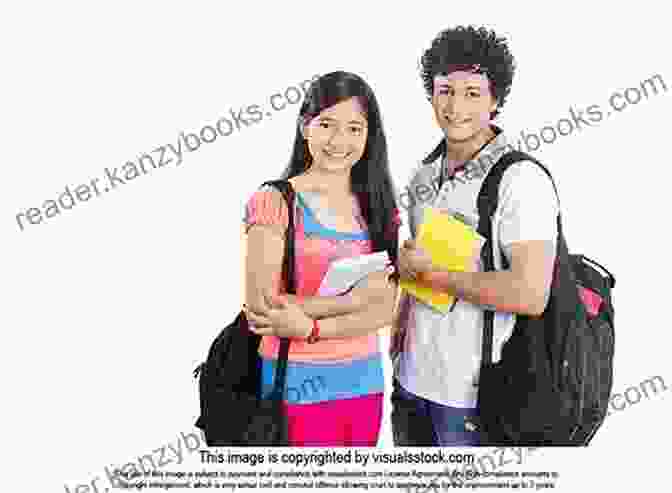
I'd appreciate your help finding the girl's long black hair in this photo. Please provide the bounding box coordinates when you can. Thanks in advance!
[280,71,400,275]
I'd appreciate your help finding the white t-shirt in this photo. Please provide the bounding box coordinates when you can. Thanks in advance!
[394,129,560,408]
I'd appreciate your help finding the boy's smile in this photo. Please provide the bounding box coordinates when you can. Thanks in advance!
[432,70,497,145]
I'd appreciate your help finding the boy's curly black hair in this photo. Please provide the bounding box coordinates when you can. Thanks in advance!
[419,25,516,118]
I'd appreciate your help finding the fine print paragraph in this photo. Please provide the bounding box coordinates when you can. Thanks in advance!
[112,449,560,490]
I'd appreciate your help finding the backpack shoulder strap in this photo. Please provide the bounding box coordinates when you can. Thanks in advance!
[260,179,297,295]
[475,150,562,369]
[476,150,560,256]
[258,179,296,394]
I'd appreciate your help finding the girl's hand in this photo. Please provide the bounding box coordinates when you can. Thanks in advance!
[245,292,313,339]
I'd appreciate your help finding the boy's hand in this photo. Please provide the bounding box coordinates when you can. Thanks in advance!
[398,239,433,280]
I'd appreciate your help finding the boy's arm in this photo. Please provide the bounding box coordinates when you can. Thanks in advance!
[420,240,555,316]
[418,162,559,317]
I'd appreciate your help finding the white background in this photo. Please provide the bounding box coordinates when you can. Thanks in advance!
[2,1,671,492]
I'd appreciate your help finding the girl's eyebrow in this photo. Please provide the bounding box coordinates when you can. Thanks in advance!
[319,116,367,126]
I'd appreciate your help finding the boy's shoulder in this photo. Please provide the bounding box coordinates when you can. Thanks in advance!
[408,155,441,185]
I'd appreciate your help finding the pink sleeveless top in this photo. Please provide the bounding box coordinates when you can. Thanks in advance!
[243,185,398,363]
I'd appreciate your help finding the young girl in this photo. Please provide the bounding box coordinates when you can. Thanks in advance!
[243,71,400,446]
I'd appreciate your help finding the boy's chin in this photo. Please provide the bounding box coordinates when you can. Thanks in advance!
[442,126,483,143]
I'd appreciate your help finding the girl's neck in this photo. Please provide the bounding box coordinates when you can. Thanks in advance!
[302,166,353,196]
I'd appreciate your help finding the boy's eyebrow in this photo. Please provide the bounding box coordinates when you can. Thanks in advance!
[435,83,484,90]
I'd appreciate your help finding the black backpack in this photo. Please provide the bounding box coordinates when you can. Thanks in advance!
[193,180,296,446]
[475,151,615,446]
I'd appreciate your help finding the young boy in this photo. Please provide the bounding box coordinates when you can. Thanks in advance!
[391,25,559,446]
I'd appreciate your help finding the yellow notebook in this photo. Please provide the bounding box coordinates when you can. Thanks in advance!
[400,207,484,313]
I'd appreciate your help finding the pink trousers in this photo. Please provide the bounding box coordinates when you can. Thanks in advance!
[283,392,383,447]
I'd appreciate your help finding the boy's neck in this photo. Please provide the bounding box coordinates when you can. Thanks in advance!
[444,125,497,168]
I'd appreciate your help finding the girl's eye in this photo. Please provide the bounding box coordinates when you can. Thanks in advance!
[319,121,330,129]
[349,127,362,134]
[467,92,481,98]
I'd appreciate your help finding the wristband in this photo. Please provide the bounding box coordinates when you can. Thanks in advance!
[306,319,320,344]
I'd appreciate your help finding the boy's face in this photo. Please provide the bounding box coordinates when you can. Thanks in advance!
[431,70,497,143]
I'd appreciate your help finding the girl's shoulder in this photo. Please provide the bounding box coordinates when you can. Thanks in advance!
[243,184,291,232]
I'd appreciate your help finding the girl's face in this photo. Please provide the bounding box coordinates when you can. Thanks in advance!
[302,97,368,173]
[432,71,497,143]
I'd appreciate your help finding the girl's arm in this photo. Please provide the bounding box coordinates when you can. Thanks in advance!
[248,279,400,340]
[283,268,395,319]
[315,281,400,338]
[244,188,291,316]
[245,188,388,320]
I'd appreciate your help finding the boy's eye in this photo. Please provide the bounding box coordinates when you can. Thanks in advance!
[467,91,481,98]
[319,121,330,129]
[349,126,362,134]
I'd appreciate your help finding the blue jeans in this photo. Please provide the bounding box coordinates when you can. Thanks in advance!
[391,379,480,446]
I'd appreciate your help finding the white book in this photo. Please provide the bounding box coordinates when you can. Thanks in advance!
[317,251,391,296]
